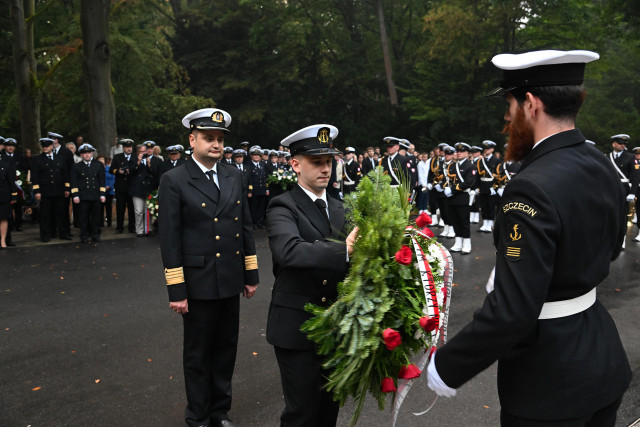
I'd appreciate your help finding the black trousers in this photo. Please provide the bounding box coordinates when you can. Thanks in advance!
[500,396,622,427]
[102,194,114,225]
[39,196,68,239]
[249,195,266,227]
[449,202,470,238]
[479,192,498,221]
[182,297,240,427]
[78,199,101,240]
[115,191,135,232]
[274,346,339,427]
[437,195,451,225]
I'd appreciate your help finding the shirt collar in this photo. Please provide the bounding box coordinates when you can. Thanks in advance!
[297,184,327,205]
[192,156,218,175]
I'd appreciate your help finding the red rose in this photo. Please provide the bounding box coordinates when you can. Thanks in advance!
[381,377,397,393]
[416,212,432,227]
[382,328,402,350]
[421,227,435,238]
[398,364,422,380]
[148,195,152,200]
[394,245,413,265]
[419,316,438,332]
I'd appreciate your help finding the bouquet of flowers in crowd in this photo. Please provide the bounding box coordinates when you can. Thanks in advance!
[302,168,453,427]
[266,168,297,190]
[15,169,31,199]
[146,189,159,219]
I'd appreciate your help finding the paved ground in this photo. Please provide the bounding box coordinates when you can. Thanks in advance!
[1,220,639,426]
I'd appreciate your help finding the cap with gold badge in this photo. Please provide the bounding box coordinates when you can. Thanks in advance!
[182,108,232,133]
[281,124,340,156]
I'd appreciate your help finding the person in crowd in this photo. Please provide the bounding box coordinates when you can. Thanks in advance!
[159,145,186,178]
[1,138,27,233]
[129,143,157,236]
[97,155,115,227]
[31,138,71,242]
[608,134,636,249]
[67,142,82,163]
[381,137,407,188]
[222,146,234,165]
[159,108,259,427]
[427,49,631,427]
[153,145,164,161]
[0,147,17,248]
[446,142,476,254]
[247,145,268,229]
[266,124,358,427]
[110,139,136,234]
[70,144,105,243]
[342,146,361,195]
[110,137,123,159]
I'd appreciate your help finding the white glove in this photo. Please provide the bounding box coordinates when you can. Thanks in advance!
[427,352,457,397]
[444,187,452,197]
[489,187,496,196]
[627,194,636,202]
[427,183,433,191]
[497,187,504,197]
[435,184,443,192]
[486,266,495,294]
[422,186,427,192]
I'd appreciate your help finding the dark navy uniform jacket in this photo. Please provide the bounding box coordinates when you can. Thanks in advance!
[266,184,347,350]
[446,158,476,206]
[608,150,636,195]
[70,161,105,201]
[31,153,69,197]
[380,153,407,186]
[109,153,137,193]
[159,158,258,302]
[476,154,501,194]
[248,160,268,196]
[436,129,631,419]
[0,158,18,204]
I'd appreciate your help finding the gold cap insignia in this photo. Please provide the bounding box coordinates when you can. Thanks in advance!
[317,127,330,144]
[212,111,224,123]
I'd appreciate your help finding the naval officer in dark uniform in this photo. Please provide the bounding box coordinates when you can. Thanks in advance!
[267,124,358,427]
[427,50,631,426]
[446,142,476,254]
[159,108,259,427]
[607,134,636,249]
[380,136,407,187]
[70,144,106,243]
[109,138,136,234]
[31,137,71,242]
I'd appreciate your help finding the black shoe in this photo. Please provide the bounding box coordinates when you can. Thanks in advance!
[115,229,123,234]
[137,234,145,237]
[41,238,50,243]
[60,236,72,241]
[15,227,23,232]
[81,239,89,243]
[6,242,16,247]
[92,237,101,242]
[128,229,136,233]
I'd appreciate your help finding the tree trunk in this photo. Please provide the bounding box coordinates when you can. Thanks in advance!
[377,0,398,106]
[80,0,116,156]
[10,0,41,153]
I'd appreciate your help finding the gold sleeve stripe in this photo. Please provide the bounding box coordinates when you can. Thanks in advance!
[32,184,40,190]
[11,192,18,196]
[99,187,106,192]
[245,255,258,270]
[71,188,78,193]
[248,185,253,190]
[65,183,70,187]
[164,267,185,285]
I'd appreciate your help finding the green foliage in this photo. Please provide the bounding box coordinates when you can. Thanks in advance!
[302,168,441,426]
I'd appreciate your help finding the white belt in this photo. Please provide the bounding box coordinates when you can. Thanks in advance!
[538,288,596,319]
[480,177,493,182]
[344,182,356,186]
[620,178,629,183]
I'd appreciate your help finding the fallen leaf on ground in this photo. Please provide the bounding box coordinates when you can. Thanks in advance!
[71,350,76,354]
[252,352,258,356]
[104,314,108,317]
[615,289,621,292]
[148,358,152,362]
[60,291,65,294]
[33,386,42,391]
[452,283,459,287]
[141,265,145,268]
[94,379,100,383]
[483,405,490,409]
[60,277,64,280]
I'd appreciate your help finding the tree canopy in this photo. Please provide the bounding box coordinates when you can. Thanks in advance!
[2,0,639,153]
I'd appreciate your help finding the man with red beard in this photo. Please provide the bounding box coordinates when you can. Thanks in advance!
[427,50,631,426]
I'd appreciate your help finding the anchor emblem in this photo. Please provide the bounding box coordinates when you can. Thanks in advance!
[510,224,522,241]
[318,128,330,143]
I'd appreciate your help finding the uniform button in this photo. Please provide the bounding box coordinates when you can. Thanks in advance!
[216,253,221,258]
[236,200,241,205]
[234,217,238,221]
[202,203,206,207]
[321,297,326,303]
[322,280,327,285]
[235,234,239,238]
[235,251,239,255]
[215,235,220,240]
[214,218,218,222]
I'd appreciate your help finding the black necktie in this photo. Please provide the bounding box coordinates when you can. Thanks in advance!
[314,198,330,225]
[205,170,220,199]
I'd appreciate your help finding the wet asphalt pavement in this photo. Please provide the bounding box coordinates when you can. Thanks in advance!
[1,221,639,426]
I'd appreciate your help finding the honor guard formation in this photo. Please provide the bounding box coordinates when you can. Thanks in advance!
[0,48,636,427]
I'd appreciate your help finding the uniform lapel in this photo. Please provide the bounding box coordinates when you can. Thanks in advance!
[327,196,345,239]
[215,163,234,216]
[185,158,219,204]
[290,185,331,237]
